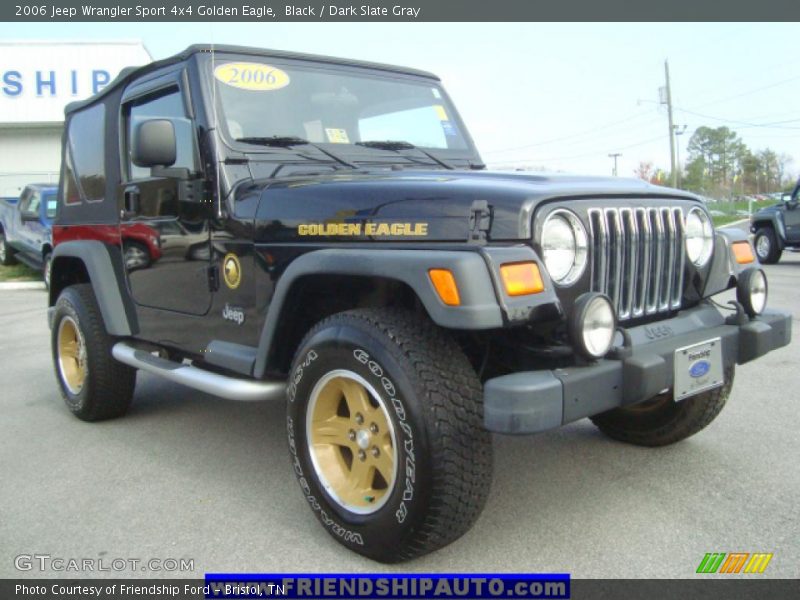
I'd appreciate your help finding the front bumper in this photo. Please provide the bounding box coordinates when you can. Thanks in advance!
[483,303,792,434]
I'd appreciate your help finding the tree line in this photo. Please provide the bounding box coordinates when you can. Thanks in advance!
[636,125,795,199]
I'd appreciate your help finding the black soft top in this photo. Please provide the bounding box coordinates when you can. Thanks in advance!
[64,44,440,115]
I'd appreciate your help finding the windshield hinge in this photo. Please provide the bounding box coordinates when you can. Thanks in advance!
[469,200,492,244]
[207,264,220,292]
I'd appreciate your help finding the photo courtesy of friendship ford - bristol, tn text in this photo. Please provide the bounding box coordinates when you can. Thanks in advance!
[1,3,798,599]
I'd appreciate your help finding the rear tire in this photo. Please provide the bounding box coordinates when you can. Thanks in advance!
[123,241,151,271]
[286,308,493,562]
[51,284,136,421]
[0,231,16,265]
[754,227,781,264]
[591,367,734,447]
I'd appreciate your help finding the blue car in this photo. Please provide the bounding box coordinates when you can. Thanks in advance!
[0,183,58,288]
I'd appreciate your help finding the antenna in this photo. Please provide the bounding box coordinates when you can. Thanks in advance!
[209,27,223,218]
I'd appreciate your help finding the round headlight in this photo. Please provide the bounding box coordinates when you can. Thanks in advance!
[737,268,768,317]
[569,293,617,359]
[685,207,714,266]
[541,209,588,285]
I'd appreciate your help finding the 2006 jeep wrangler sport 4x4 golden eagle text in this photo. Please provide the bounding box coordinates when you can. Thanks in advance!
[47,45,791,563]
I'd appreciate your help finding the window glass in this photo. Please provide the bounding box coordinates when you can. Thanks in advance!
[127,89,197,180]
[26,191,41,215]
[44,192,58,219]
[63,150,82,206]
[360,106,448,149]
[67,104,106,201]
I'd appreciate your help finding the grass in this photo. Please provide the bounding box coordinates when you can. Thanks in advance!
[0,262,40,282]
[712,214,747,227]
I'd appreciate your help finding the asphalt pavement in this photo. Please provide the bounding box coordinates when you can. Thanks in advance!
[1,252,798,579]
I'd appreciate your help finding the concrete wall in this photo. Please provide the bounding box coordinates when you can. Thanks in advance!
[0,126,63,197]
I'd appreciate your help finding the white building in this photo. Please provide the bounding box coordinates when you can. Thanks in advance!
[0,40,152,196]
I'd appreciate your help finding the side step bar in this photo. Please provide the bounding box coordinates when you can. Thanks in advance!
[112,342,286,402]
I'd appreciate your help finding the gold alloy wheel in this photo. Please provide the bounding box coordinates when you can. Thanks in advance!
[306,369,397,514]
[57,316,87,395]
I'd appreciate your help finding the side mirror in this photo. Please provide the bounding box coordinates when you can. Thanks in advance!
[20,212,38,222]
[132,119,176,168]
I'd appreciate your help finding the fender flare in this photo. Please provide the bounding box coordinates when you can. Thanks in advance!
[252,248,505,378]
[751,213,786,248]
[50,241,138,336]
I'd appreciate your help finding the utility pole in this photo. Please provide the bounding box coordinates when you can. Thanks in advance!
[608,153,621,176]
[663,60,677,188]
[674,124,687,188]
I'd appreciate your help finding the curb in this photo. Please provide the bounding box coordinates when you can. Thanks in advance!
[720,218,750,229]
[0,281,46,290]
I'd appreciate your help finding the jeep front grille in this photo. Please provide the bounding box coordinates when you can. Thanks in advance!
[587,207,685,320]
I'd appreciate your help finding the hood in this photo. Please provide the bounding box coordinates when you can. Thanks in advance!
[753,203,783,217]
[250,169,701,243]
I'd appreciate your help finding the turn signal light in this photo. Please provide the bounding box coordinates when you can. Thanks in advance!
[429,269,461,306]
[500,262,545,296]
[732,241,755,264]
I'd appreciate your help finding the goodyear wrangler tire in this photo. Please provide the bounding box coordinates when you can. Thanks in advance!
[286,308,493,563]
[754,227,781,264]
[590,366,734,447]
[51,284,136,421]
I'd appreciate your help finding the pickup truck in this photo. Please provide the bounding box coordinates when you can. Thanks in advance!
[0,183,58,287]
[47,45,791,563]
[751,178,800,263]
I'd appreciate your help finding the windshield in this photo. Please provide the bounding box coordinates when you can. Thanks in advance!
[212,59,470,151]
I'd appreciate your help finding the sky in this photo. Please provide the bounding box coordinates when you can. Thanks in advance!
[2,21,799,180]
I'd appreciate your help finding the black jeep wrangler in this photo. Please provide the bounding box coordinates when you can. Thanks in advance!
[751,178,800,263]
[48,45,791,563]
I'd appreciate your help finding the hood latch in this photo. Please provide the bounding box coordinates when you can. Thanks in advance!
[469,200,492,244]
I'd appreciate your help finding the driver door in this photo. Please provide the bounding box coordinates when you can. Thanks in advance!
[118,79,212,316]
[785,185,800,243]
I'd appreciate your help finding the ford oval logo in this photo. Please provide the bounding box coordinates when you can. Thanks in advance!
[690,360,711,378]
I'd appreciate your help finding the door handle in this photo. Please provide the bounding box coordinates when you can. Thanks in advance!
[123,186,140,215]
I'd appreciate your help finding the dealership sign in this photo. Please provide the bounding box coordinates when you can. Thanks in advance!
[0,41,151,123]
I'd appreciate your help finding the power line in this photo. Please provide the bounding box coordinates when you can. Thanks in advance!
[674,107,800,130]
[689,74,800,110]
[481,110,659,155]
[490,134,665,166]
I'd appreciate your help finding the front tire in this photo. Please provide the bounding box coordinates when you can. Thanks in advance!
[591,367,734,447]
[123,241,151,271]
[286,308,493,563]
[0,231,16,265]
[43,252,52,290]
[51,284,136,421]
[754,227,781,264]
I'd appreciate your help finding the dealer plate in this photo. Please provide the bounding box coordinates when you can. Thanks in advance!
[673,338,723,401]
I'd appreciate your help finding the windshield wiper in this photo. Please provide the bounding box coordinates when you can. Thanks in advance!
[357,140,455,170]
[236,136,310,147]
[236,136,357,169]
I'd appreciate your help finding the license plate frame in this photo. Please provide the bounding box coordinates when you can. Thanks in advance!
[673,338,724,402]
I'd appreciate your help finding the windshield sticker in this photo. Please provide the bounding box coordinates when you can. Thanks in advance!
[441,120,459,137]
[325,128,350,144]
[214,62,290,91]
[431,88,442,99]
[433,105,449,121]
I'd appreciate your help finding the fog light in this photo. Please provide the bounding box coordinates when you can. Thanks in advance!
[569,293,617,359]
[737,268,767,317]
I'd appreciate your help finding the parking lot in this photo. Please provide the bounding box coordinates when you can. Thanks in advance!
[1,252,798,579]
